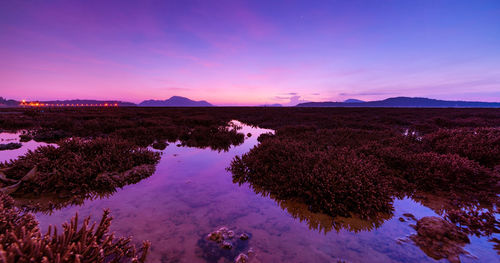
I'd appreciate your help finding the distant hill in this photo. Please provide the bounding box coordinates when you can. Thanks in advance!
[296,97,500,108]
[344,99,365,103]
[139,96,212,107]
[0,97,136,107]
[41,99,136,106]
[0,97,20,107]
[259,103,283,107]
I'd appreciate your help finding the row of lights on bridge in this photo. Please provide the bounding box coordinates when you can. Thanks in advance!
[20,100,118,107]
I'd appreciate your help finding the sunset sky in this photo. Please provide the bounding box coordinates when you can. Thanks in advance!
[1,0,499,105]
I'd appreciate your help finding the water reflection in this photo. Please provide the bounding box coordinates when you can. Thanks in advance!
[14,191,115,214]
[0,131,52,162]
[275,198,392,234]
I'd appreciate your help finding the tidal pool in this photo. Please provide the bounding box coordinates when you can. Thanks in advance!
[0,123,498,263]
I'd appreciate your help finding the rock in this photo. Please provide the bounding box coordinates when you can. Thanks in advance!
[239,233,249,240]
[235,253,248,263]
[221,241,233,250]
[415,216,469,243]
[208,227,235,243]
[0,143,22,151]
[247,247,255,256]
[403,213,417,221]
[410,216,470,263]
[19,134,32,142]
[399,217,406,222]
[152,141,168,150]
[208,230,224,242]
[199,227,251,262]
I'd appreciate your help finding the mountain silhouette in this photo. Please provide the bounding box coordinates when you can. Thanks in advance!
[139,96,212,107]
[259,103,283,107]
[296,97,500,108]
[344,99,365,103]
[0,97,20,107]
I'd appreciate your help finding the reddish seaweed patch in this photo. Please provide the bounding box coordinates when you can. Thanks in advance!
[229,138,393,219]
[0,137,160,199]
[227,114,500,260]
[1,107,500,261]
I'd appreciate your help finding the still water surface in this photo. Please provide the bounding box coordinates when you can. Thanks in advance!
[0,122,498,262]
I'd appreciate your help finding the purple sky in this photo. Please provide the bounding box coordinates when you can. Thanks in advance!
[1,0,499,105]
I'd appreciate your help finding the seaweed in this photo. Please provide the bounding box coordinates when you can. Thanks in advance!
[0,137,160,198]
[0,143,22,151]
[1,107,500,261]
[229,139,394,219]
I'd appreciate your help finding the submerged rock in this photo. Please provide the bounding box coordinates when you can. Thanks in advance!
[198,226,252,262]
[0,143,22,151]
[403,213,417,221]
[19,134,32,142]
[410,216,470,263]
[152,141,168,150]
[207,227,240,244]
[235,253,248,263]
[221,241,233,250]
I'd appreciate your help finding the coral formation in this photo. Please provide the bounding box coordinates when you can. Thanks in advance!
[1,107,499,261]
[0,192,149,262]
[0,107,247,151]
[0,138,160,199]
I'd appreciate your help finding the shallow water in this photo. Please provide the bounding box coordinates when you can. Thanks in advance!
[0,131,51,161]
[0,124,499,263]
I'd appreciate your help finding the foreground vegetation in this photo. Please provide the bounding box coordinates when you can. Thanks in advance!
[0,192,149,263]
[227,107,500,261]
[0,107,499,262]
[1,138,160,196]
